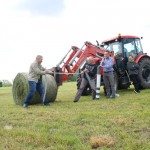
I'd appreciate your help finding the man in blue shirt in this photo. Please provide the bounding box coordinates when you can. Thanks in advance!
[101,51,116,98]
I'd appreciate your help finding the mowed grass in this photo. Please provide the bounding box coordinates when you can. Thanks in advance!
[0,82,150,150]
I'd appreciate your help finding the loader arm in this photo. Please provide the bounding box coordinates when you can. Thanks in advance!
[53,41,113,86]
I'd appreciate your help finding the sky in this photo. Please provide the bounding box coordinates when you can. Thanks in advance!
[0,0,150,82]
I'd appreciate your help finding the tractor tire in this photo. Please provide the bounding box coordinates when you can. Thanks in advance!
[118,76,130,89]
[76,76,91,96]
[138,58,150,88]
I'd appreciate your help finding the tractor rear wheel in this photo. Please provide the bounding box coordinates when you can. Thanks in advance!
[138,58,150,88]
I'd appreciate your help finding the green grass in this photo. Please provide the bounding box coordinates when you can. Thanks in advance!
[0,83,150,150]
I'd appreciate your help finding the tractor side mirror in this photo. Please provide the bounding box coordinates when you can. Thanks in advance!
[96,40,100,47]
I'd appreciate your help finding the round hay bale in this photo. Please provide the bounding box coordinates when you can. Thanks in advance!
[12,72,58,105]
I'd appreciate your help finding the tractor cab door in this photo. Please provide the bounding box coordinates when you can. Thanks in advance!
[122,38,143,59]
[103,41,127,74]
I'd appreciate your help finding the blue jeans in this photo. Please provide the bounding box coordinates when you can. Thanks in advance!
[24,80,48,105]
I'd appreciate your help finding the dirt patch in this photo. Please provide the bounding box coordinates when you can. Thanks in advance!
[90,135,115,149]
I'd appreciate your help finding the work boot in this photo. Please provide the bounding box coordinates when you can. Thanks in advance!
[44,103,50,106]
[23,104,28,108]
[110,95,115,99]
[73,99,78,103]
[134,90,138,94]
[92,91,96,100]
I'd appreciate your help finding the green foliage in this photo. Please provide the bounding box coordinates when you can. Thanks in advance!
[67,74,78,82]
[0,84,150,150]
[1,80,12,87]
[0,81,2,87]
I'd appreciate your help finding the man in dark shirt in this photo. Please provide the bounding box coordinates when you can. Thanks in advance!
[74,56,97,102]
[127,55,140,93]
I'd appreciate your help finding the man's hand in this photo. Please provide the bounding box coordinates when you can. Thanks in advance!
[45,70,54,75]
[81,68,88,74]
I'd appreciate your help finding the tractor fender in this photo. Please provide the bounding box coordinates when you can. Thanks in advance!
[135,54,150,63]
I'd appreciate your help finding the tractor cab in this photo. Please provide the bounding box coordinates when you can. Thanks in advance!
[101,35,143,75]
[101,34,143,60]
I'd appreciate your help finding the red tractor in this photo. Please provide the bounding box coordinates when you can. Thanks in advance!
[53,34,150,96]
[101,34,150,89]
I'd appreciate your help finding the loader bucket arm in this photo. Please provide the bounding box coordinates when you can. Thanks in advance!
[54,41,112,86]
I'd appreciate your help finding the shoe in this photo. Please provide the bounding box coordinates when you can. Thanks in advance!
[110,95,115,99]
[73,99,78,103]
[134,90,138,94]
[115,93,120,97]
[92,91,96,100]
[23,104,28,108]
[135,90,140,93]
[92,95,96,100]
[106,95,110,98]
[44,103,50,106]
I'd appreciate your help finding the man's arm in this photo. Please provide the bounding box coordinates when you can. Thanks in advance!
[32,63,53,75]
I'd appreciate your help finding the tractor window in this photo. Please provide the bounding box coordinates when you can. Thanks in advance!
[112,44,122,55]
[123,38,142,58]
[103,44,110,50]
[103,42,122,56]
[124,41,135,57]
[135,39,143,54]
[123,38,136,58]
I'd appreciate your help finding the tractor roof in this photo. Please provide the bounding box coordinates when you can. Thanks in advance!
[102,35,140,43]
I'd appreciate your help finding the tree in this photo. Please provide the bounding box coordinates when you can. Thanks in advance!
[0,81,2,87]
[68,75,78,82]
[2,80,12,87]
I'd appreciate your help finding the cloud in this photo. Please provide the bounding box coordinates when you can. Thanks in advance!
[17,0,65,16]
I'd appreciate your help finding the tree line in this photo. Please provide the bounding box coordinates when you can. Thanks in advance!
[0,75,77,88]
[0,80,12,87]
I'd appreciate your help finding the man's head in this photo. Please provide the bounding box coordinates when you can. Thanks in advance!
[104,51,109,58]
[128,55,134,62]
[87,56,95,64]
[36,55,43,64]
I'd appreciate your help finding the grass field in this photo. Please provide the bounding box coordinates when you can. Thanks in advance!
[0,82,150,150]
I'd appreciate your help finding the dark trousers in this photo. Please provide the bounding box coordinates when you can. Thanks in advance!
[24,80,48,105]
[103,72,115,97]
[129,74,140,92]
[74,78,96,101]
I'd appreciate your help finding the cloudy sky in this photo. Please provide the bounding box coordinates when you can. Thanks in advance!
[0,0,150,82]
